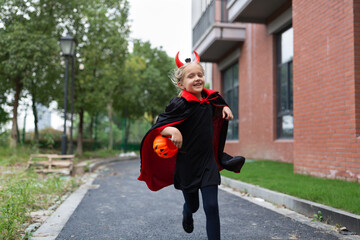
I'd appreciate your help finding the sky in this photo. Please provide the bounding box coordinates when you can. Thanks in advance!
[12,0,193,132]
[128,0,192,58]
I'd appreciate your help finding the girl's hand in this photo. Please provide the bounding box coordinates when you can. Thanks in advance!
[222,106,234,120]
[160,126,183,149]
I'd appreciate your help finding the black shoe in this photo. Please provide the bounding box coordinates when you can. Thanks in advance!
[221,153,246,173]
[182,211,194,233]
[232,156,246,173]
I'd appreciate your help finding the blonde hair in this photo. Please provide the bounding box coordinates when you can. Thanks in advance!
[169,62,205,95]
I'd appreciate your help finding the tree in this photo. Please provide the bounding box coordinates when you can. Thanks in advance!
[112,40,177,149]
[0,93,9,131]
[130,40,177,123]
[0,0,74,148]
[73,0,130,153]
[113,54,146,144]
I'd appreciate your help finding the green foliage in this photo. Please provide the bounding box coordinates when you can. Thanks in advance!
[120,40,177,123]
[95,115,122,145]
[0,0,72,147]
[43,132,55,149]
[0,171,79,240]
[79,113,149,152]
[0,145,35,166]
[0,130,10,147]
[313,211,323,222]
[84,161,91,172]
[221,160,360,214]
[0,194,28,239]
[65,0,131,151]
[75,0,130,114]
[0,0,175,153]
[0,94,9,128]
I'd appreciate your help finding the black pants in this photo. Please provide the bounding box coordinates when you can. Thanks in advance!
[182,185,220,240]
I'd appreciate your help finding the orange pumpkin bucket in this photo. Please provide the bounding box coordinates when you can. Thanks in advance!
[153,135,178,158]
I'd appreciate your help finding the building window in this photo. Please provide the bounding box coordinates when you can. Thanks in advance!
[222,62,239,140]
[276,27,293,138]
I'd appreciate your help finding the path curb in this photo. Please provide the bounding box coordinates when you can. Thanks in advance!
[31,173,98,240]
[30,157,138,240]
[30,158,359,238]
[88,156,138,172]
[221,176,360,235]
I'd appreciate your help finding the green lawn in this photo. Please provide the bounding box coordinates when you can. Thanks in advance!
[221,160,360,215]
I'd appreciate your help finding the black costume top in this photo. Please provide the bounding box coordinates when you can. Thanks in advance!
[138,89,229,191]
[173,94,219,192]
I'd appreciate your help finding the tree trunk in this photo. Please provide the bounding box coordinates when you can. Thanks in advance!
[21,106,28,144]
[30,79,39,145]
[89,115,94,141]
[123,107,129,152]
[76,108,84,155]
[32,95,39,145]
[10,77,23,148]
[16,120,20,143]
[94,113,98,151]
[125,118,131,153]
[107,101,113,150]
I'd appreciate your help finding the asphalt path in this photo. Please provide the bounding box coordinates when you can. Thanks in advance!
[56,160,343,240]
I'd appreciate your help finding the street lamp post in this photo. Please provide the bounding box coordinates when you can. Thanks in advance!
[69,55,75,154]
[59,33,76,155]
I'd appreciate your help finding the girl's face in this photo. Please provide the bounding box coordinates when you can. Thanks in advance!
[178,63,205,99]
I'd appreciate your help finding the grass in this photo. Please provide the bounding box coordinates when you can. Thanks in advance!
[0,146,81,239]
[79,149,121,161]
[221,160,360,215]
[0,146,38,166]
[0,145,122,165]
[0,169,80,240]
[0,145,127,239]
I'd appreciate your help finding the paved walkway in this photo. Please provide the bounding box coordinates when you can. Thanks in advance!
[51,159,352,240]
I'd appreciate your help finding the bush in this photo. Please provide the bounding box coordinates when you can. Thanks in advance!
[0,130,9,148]
[0,146,36,166]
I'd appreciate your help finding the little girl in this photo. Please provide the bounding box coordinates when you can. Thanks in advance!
[138,51,245,240]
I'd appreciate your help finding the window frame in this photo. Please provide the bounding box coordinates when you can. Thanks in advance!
[222,62,239,141]
[276,26,294,139]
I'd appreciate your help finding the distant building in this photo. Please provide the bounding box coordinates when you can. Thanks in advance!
[36,104,51,130]
[192,0,360,182]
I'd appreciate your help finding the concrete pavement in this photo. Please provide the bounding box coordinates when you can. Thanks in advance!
[32,158,359,240]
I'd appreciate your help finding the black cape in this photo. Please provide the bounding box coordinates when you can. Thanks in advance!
[138,89,230,191]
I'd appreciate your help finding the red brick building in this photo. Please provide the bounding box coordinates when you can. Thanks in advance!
[192,0,360,182]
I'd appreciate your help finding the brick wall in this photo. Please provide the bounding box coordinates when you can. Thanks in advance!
[355,0,360,135]
[293,0,360,181]
[216,24,294,163]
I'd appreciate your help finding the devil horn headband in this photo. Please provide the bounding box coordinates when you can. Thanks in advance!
[175,51,200,68]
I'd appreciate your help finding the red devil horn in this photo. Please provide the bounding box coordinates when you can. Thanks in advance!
[175,51,183,68]
[193,51,200,63]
